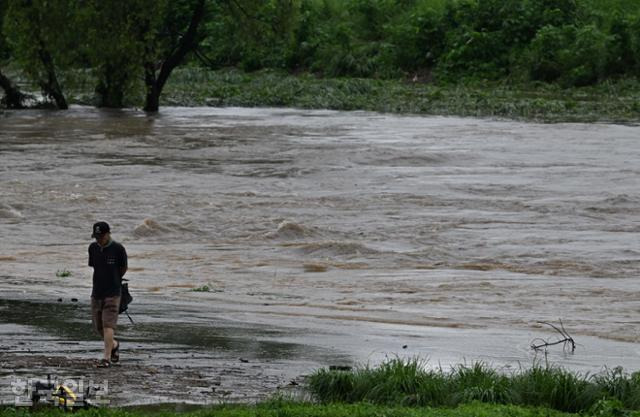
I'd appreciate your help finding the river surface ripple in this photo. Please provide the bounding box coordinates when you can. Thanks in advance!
[1,106,639,371]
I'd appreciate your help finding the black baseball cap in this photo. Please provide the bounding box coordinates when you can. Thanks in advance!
[91,221,111,238]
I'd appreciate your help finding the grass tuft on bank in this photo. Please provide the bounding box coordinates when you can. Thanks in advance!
[307,358,640,413]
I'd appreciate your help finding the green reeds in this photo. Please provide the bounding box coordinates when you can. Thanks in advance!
[308,357,640,413]
[0,402,592,417]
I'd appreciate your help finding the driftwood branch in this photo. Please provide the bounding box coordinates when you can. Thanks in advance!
[530,319,576,353]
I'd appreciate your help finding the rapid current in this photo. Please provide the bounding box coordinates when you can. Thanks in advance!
[1,106,639,372]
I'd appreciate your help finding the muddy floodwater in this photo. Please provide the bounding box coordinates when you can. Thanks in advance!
[1,106,639,405]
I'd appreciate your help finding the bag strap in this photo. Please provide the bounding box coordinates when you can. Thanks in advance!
[124,310,134,324]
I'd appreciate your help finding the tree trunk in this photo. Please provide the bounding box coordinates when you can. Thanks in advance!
[0,69,26,109]
[144,62,160,112]
[143,0,206,112]
[37,40,68,109]
[96,64,127,108]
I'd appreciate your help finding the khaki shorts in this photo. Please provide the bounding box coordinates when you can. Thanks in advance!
[91,296,121,335]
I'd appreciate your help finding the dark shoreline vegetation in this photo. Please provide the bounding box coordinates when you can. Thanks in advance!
[162,69,640,123]
[1,0,640,121]
[3,359,640,416]
[6,67,640,123]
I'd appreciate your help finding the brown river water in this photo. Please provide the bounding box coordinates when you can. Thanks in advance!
[0,106,639,405]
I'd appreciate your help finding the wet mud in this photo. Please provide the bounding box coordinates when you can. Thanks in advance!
[0,296,334,406]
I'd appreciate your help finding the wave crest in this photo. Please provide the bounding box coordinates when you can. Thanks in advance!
[133,218,172,238]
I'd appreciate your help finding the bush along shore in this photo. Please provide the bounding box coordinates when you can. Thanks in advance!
[2,359,640,417]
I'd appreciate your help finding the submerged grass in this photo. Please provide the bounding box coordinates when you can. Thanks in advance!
[308,358,640,414]
[158,68,640,123]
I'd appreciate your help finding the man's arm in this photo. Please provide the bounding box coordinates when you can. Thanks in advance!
[119,245,128,279]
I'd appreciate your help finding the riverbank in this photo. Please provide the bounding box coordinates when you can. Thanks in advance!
[154,69,640,123]
[0,293,322,406]
[4,67,639,123]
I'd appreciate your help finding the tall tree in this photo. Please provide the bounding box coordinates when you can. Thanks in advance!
[80,0,163,108]
[79,0,207,111]
[143,0,207,112]
[4,0,72,109]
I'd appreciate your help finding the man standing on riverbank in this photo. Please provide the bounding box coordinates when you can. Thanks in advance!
[88,221,127,368]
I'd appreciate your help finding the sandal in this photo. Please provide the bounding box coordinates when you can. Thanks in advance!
[111,339,120,363]
[96,359,111,368]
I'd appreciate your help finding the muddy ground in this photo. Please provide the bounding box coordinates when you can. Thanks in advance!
[0,292,349,407]
[2,287,639,407]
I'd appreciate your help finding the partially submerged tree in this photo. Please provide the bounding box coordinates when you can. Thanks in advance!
[0,69,27,109]
[78,0,207,111]
[80,0,160,108]
[143,0,207,112]
[4,0,73,109]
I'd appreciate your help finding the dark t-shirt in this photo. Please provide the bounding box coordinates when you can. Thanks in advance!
[88,240,127,298]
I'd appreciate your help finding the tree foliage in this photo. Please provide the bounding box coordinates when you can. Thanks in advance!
[3,0,640,110]
[79,0,166,108]
[2,0,207,110]
[0,0,27,109]
[143,0,207,111]
[3,0,76,108]
[0,0,10,62]
[198,0,640,85]
[200,0,300,71]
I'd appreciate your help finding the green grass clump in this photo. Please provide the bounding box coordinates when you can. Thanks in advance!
[55,269,72,278]
[308,357,640,413]
[508,366,601,412]
[190,285,211,292]
[593,367,640,410]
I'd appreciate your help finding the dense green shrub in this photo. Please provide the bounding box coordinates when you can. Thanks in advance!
[196,0,640,84]
[627,13,640,75]
[436,0,578,80]
[201,0,300,71]
[526,24,612,86]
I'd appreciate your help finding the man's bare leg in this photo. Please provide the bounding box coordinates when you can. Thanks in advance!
[103,327,117,361]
